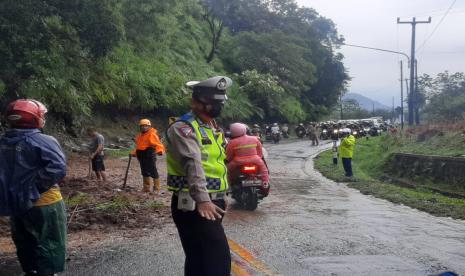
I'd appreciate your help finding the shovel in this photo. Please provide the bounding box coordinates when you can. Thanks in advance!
[122,154,132,189]
[87,156,92,179]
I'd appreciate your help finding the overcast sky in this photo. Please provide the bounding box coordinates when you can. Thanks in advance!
[296,0,465,106]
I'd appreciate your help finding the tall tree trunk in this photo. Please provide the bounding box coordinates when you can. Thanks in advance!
[204,10,224,63]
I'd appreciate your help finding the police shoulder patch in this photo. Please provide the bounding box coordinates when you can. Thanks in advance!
[178,125,193,137]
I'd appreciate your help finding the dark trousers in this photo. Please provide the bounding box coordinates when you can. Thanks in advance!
[11,200,67,275]
[171,195,231,276]
[342,157,353,177]
[136,148,159,178]
[91,155,105,172]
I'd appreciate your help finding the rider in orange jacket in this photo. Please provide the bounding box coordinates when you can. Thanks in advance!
[226,123,269,185]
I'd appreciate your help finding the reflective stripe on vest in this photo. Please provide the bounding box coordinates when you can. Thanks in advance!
[166,113,228,193]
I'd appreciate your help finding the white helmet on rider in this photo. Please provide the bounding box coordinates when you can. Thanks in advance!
[230,123,247,138]
[342,128,351,134]
[273,123,278,126]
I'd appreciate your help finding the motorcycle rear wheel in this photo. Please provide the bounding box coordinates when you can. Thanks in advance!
[244,188,258,211]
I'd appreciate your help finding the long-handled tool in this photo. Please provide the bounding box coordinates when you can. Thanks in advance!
[122,155,132,189]
[87,157,92,179]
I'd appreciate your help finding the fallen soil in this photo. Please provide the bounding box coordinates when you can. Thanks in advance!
[0,153,171,255]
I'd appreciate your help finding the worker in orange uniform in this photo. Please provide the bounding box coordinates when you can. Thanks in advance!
[132,119,165,193]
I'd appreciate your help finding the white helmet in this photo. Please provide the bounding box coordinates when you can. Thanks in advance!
[342,128,351,134]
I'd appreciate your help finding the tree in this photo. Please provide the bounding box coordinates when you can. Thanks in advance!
[420,71,465,122]
[0,0,348,126]
[201,0,235,63]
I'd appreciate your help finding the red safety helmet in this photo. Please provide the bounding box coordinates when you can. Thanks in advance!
[5,99,48,128]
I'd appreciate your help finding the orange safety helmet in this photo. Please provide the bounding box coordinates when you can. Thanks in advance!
[139,119,151,126]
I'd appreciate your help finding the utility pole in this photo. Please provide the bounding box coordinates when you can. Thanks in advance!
[415,59,420,125]
[339,94,343,120]
[405,79,409,96]
[397,17,431,126]
[405,78,409,122]
[400,60,404,129]
[392,96,395,123]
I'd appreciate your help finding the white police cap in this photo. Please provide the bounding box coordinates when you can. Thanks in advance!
[186,76,232,102]
[186,76,232,90]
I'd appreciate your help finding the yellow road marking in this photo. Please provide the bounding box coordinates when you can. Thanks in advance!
[231,260,251,276]
[228,238,276,276]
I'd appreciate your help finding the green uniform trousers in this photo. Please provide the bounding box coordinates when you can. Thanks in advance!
[10,200,67,275]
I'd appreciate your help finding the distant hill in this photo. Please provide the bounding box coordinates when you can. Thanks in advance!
[342,93,390,111]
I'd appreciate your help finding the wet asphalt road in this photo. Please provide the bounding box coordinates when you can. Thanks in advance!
[3,139,465,275]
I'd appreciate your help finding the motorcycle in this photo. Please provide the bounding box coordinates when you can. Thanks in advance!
[272,132,281,144]
[320,129,329,140]
[282,129,289,138]
[369,126,381,136]
[230,164,270,210]
[295,128,306,138]
[265,127,272,141]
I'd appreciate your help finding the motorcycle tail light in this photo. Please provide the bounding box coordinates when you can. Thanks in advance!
[241,165,257,174]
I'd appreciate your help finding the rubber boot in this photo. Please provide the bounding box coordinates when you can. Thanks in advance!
[153,178,161,194]
[142,177,152,193]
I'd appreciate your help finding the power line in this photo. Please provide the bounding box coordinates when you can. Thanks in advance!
[416,0,457,52]
[399,7,465,18]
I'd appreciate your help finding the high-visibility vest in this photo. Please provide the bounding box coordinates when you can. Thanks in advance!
[166,112,228,193]
[339,135,356,158]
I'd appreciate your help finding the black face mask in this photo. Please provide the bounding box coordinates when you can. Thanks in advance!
[205,101,224,118]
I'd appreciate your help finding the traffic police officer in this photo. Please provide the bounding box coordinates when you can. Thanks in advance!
[340,128,356,177]
[166,76,232,276]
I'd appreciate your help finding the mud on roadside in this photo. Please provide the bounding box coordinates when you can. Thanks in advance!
[0,153,172,255]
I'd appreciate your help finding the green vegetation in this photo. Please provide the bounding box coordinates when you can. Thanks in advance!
[65,192,90,207]
[0,0,348,124]
[419,71,465,122]
[314,135,465,219]
[146,200,165,210]
[95,194,133,212]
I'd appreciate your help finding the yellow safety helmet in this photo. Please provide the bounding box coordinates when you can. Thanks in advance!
[139,119,151,126]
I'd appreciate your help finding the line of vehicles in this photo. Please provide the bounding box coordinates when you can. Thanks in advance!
[246,117,390,143]
[226,118,393,211]
[318,119,388,140]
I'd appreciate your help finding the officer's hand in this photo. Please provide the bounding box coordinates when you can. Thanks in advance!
[197,201,225,221]
[157,152,163,156]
